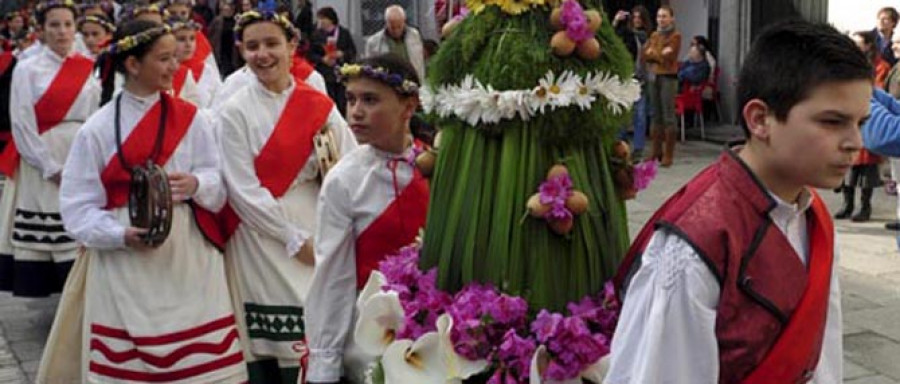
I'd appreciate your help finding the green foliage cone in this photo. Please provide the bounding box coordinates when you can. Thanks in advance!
[419,0,634,312]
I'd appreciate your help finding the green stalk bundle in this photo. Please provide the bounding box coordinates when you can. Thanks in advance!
[420,1,634,312]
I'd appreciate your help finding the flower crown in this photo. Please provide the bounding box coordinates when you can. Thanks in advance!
[233,10,298,42]
[78,15,115,33]
[35,0,78,16]
[124,3,167,21]
[4,11,25,21]
[164,0,194,6]
[106,25,170,55]
[167,17,200,31]
[338,64,420,96]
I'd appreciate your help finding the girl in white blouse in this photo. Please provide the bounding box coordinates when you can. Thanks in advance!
[217,10,355,383]
[0,1,99,297]
[45,19,247,383]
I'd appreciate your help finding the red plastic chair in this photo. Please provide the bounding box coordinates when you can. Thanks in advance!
[675,81,705,141]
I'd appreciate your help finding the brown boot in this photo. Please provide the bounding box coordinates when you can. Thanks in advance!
[661,128,677,167]
[645,126,663,162]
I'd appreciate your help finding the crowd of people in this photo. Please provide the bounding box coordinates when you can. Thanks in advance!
[1,1,900,383]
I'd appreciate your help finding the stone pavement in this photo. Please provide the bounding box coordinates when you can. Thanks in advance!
[0,127,896,383]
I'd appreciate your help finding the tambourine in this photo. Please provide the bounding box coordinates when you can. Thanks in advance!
[313,123,340,181]
[128,160,172,247]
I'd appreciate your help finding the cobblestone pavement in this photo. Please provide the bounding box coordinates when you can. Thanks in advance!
[0,128,897,383]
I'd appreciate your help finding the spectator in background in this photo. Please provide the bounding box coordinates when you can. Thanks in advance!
[1,12,26,44]
[309,6,356,116]
[691,35,716,82]
[875,7,898,67]
[835,30,890,222]
[238,0,253,14]
[193,0,214,26]
[207,0,240,76]
[643,5,681,167]
[613,5,652,161]
[678,43,710,88]
[880,35,900,230]
[365,5,425,84]
[294,0,313,41]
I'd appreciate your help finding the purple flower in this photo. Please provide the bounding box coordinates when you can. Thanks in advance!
[377,246,450,340]
[531,310,611,381]
[559,0,593,43]
[633,159,659,191]
[538,174,574,221]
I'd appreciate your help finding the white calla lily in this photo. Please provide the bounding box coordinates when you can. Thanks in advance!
[436,314,489,379]
[580,354,611,384]
[528,345,583,384]
[354,291,405,356]
[356,270,387,311]
[382,333,450,384]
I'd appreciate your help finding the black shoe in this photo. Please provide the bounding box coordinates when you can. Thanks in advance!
[834,204,854,219]
[886,221,900,231]
[851,206,871,222]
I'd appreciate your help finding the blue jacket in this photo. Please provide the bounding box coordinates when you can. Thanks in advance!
[863,89,900,156]
[677,59,710,87]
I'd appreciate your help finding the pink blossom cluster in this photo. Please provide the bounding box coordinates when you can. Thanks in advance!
[539,174,574,220]
[632,159,659,191]
[378,246,452,340]
[560,0,593,43]
[376,247,619,382]
[447,283,530,361]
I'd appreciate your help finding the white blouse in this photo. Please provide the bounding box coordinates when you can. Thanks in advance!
[10,48,100,178]
[217,77,355,258]
[60,90,225,250]
[306,143,421,383]
[192,60,222,109]
[606,191,842,384]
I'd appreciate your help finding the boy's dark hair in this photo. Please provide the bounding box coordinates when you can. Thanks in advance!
[879,7,899,25]
[316,7,338,26]
[737,20,872,136]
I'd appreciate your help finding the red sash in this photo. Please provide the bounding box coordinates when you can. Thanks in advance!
[743,192,834,384]
[291,53,314,81]
[0,54,93,176]
[354,164,430,289]
[99,93,224,249]
[217,82,335,244]
[173,65,190,96]
[192,31,212,67]
[100,93,195,209]
[0,52,13,75]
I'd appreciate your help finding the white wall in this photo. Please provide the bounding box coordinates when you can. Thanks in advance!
[829,0,897,34]
[671,0,709,59]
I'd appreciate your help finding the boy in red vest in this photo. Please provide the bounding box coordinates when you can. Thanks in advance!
[607,20,872,384]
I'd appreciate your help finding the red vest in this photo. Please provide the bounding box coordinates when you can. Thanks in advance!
[615,149,834,384]
[354,149,430,289]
